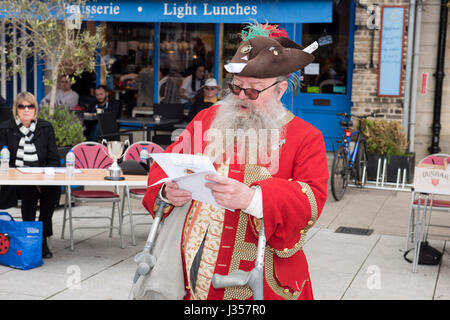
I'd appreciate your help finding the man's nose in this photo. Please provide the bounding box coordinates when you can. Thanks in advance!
[238,89,247,100]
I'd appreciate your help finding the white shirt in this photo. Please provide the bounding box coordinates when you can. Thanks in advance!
[40,89,79,110]
[180,75,202,103]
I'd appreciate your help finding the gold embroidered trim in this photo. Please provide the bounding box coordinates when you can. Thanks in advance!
[223,164,271,300]
[268,181,318,258]
[223,212,254,300]
[265,248,307,300]
[296,181,318,243]
[223,166,317,299]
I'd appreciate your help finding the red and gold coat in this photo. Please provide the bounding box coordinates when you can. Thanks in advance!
[142,105,328,300]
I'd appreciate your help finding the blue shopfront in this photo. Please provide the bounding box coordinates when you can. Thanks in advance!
[1,0,355,151]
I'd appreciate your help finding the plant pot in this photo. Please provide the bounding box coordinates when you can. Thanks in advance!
[366,153,415,184]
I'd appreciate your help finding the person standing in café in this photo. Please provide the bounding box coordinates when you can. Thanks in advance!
[85,85,122,141]
[186,77,218,122]
[0,92,61,259]
[40,75,79,110]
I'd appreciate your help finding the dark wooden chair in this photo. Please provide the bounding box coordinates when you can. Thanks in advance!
[152,103,185,146]
[0,108,12,124]
[97,112,134,144]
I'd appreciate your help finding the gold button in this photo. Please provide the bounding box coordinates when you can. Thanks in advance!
[293,291,298,296]
[300,229,305,234]
[186,285,191,290]
[301,188,307,193]
[283,288,290,293]
[283,248,288,253]
[308,220,314,226]
[288,178,293,181]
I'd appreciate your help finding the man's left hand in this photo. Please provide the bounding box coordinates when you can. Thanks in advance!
[205,175,255,211]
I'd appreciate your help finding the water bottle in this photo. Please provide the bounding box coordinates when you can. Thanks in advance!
[139,147,149,167]
[0,146,9,173]
[65,149,76,177]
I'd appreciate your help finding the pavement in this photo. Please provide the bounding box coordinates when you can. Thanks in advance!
[1,152,450,300]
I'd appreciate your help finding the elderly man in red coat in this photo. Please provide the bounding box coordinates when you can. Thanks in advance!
[142,24,328,300]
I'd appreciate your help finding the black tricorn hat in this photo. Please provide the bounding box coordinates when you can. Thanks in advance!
[224,35,314,78]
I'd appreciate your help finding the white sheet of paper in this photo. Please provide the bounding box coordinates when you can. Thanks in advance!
[17,167,82,174]
[150,153,232,210]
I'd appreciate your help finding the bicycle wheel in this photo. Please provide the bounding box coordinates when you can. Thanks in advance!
[355,139,368,186]
[331,146,349,201]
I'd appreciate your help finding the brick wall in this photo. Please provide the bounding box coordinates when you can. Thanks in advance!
[351,0,409,122]
[351,0,450,162]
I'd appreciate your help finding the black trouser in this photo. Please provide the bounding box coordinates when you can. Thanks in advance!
[17,186,61,238]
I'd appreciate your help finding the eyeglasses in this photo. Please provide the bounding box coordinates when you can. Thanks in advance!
[17,104,36,110]
[228,81,281,100]
[204,86,217,91]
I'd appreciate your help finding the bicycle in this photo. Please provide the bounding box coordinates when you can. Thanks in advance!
[330,112,383,201]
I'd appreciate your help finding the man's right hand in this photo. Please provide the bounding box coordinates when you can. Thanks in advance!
[163,181,192,207]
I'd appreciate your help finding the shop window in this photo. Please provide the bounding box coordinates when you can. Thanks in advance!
[160,23,214,77]
[159,23,214,104]
[221,24,246,90]
[102,22,155,111]
[301,0,350,95]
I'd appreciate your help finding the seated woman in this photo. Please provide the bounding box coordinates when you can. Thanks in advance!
[0,92,61,259]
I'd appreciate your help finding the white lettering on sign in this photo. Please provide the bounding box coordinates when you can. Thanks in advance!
[203,3,257,16]
[163,3,198,18]
[66,3,120,16]
[163,2,257,19]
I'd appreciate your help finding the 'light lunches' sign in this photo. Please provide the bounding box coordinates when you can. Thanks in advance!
[65,1,332,23]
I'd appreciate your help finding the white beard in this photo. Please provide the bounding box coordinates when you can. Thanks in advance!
[203,92,286,173]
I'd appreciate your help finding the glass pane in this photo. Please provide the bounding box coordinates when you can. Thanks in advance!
[102,22,155,110]
[221,23,246,91]
[301,1,349,95]
[159,23,214,104]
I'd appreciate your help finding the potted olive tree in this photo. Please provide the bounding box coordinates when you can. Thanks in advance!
[0,0,105,116]
[361,118,415,183]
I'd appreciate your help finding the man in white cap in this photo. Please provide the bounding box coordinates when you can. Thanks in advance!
[186,78,218,122]
[143,24,328,300]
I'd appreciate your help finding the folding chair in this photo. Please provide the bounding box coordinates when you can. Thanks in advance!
[61,141,124,250]
[405,153,450,272]
[121,141,164,245]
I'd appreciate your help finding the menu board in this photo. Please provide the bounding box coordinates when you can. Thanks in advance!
[377,6,406,97]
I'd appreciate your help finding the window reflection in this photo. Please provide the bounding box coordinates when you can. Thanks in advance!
[301,0,349,95]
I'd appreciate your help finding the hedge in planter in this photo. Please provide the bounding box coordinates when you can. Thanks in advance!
[39,105,85,159]
[361,118,414,183]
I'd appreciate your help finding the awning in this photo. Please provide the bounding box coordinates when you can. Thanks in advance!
[77,0,332,23]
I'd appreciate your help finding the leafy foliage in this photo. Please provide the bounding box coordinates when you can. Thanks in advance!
[39,105,85,147]
[0,0,105,115]
[361,118,408,156]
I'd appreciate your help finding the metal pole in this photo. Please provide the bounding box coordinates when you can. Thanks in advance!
[403,0,416,139]
[409,0,424,154]
[429,0,448,154]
